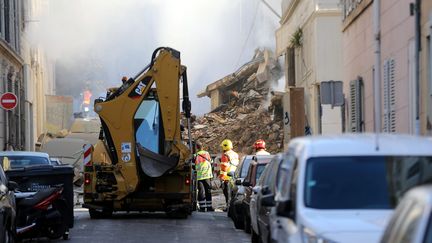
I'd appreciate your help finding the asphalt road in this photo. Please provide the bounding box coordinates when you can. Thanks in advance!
[34,208,250,243]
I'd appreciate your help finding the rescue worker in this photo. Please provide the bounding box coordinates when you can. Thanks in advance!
[219,139,239,210]
[194,142,214,212]
[254,139,270,155]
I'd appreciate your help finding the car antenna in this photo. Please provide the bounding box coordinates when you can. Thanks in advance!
[375,133,380,151]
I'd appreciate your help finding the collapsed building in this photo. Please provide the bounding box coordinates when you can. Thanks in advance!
[193,49,285,155]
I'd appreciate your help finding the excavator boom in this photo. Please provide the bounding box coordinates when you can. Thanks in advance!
[83,48,195,217]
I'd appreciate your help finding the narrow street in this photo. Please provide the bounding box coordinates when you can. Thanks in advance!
[53,209,249,243]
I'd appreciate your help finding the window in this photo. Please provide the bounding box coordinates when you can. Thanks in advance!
[277,154,294,200]
[349,77,364,132]
[134,100,160,153]
[304,156,432,209]
[4,0,10,43]
[239,157,254,178]
[384,59,396,133]
[289,158,298,220]
[0,155,50,168]
[255,164,267,182]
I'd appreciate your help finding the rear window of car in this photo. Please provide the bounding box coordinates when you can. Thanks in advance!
[255,164,267,181]
[0,156,50,168]
[240,157,254,178]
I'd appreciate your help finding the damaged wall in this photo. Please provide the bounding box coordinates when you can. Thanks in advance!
[193,49,285,155]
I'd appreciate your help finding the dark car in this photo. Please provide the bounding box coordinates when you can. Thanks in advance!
[241,155,273,233]
[227,155,268,229]
[0,158,17,243]
[250,153,287,243]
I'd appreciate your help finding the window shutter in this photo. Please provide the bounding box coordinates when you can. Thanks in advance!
[349,78,363,132]
[383,59,396,133]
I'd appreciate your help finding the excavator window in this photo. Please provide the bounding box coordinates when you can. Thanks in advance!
[134,98,161,154]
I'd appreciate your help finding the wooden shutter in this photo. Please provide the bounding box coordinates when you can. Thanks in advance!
[349,78,363,132]
[383,59,396,133]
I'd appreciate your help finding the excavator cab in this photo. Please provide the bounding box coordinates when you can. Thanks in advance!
[83,47,195,218]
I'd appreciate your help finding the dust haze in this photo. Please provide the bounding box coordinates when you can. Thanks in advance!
[28,0,280,115]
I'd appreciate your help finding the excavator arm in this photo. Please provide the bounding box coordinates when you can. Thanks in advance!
[93,47,191,197]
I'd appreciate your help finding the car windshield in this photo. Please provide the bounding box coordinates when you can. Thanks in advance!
[255,164,266,181]
[305,156,432,210]
[240,158,254,178]
[0,155,50,168]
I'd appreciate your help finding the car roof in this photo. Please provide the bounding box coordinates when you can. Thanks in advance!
[0,151,50,158]
[289,133,432,157]
[404,185,432,205]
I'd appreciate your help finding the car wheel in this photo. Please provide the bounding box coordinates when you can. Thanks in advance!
[243,214,251,234]
[233,215,244,229]
[89,208,113,219]
[4,228,15,243]
[251,229,260,243]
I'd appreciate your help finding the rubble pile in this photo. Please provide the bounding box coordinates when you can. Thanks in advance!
[192,49,284,155]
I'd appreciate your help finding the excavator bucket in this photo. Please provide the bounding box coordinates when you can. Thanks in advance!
[137,144,178,177]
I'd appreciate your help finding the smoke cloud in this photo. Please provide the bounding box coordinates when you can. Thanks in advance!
[28,0,280,115]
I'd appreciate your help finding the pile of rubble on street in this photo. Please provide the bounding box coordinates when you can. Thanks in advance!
[192,49,285,155]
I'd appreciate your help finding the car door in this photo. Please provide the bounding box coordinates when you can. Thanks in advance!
[250,163,268,235]
[258,156,282,243]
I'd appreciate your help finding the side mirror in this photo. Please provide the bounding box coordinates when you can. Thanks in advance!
[7,181,18,191]
[235,179,242,185]
[242,181,251,187]
[261,194,275,207]
[252,186,261,194]
[276,199,292,218]
[261,185,271,195]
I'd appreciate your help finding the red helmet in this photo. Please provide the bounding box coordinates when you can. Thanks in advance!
[254,139,266,150]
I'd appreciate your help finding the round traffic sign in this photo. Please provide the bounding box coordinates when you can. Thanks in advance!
[0,92,17,110]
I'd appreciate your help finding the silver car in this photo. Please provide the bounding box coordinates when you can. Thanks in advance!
[381,185,432,243]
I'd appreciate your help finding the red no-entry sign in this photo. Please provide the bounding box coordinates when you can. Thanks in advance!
[0,92,17,110]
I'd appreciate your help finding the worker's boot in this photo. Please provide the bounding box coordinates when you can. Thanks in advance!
[207,207,215,212]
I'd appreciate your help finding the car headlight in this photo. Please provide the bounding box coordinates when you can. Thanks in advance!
[301,227,337,243]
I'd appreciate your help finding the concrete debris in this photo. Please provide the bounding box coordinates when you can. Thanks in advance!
[193,49,284,155]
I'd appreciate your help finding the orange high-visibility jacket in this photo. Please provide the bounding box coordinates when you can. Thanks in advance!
[219,149,239,181]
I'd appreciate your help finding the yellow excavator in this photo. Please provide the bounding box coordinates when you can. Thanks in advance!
[83,47,195,218]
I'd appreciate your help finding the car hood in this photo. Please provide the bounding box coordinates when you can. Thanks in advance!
[302,209,392,243]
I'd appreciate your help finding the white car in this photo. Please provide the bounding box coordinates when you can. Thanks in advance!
[381,185,432,243]
[270,133,432,243]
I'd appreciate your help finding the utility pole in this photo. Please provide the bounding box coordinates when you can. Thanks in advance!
[373,0,382,133]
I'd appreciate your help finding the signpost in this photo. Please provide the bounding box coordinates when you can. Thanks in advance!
[0,92,17,110]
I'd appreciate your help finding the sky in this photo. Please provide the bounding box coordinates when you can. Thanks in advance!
[28,0,281,115]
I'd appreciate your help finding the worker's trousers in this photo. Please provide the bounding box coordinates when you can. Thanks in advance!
[198,179,213,210]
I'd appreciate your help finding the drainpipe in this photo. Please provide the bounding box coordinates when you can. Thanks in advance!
[4,74,8,150]
[23,64,31,150]
[373,0,382,133]
[411,0,421,135]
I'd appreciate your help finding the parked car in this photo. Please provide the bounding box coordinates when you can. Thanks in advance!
[227,155,255,228]
[250,153,286,243]
[0,160,17,243]
[270,134,432,243]
[381,185,432,243]
[241,155,273,233]
[0,151,52,169]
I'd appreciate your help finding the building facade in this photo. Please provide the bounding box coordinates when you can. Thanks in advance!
[276,0,343,142]
[341,0,421,134]
[0,0,54,151]
[0,0,26,150]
